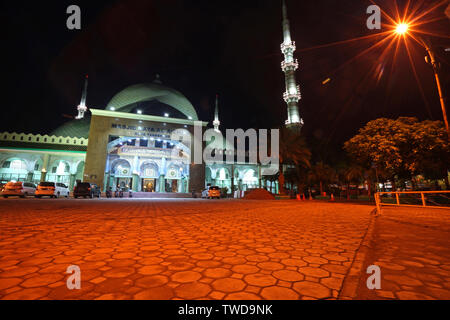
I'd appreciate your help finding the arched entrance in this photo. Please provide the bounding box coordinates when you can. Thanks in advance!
[166,164,182,193]
[110,159,132,191]
[0,157,28,183]
[216,167,231,192]
[243,169,258,191]
[140,162,159,192]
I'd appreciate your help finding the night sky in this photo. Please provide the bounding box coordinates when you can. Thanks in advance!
[2,0,449,162]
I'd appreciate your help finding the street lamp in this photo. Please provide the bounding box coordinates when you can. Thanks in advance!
[421,38,449,139]
[395,22,449,138]
[395,23,409,35]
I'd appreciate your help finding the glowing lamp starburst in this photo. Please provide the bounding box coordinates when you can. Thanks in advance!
[395,23,409,35]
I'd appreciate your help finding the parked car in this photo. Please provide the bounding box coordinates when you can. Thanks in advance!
[201,186,221,199]
[2,181,36,198]
[74,182,101,198]
[35,182,70,198]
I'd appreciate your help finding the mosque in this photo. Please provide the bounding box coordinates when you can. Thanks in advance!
[0,1,302,196]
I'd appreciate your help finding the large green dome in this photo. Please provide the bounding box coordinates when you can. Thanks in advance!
[51,81,198,138]
[106,82,198,121]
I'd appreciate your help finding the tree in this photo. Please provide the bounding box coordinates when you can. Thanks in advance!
[284,165,309,194]
[308,162,335,195]
[413,120,450,189]
[344,117,450,190]
[344,165,365,199]
[278,128,311,194]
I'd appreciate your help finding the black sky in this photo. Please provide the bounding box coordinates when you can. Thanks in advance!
[2,0,449,162]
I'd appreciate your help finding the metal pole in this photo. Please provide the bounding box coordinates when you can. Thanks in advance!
[375,193,381,215]
[421,37,449,139]
[375,166,380,192]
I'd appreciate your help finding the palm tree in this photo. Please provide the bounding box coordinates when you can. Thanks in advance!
[344,166,365,199]
[308,162,335,195]
[278,128,311,194]
[331,161,349,198]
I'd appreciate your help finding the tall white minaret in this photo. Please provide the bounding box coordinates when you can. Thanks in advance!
[76,75,89,119]
[281,0,303,130]
[213,94,220,132]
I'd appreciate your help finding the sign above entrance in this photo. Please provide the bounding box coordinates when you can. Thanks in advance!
[117,146,188,159]
[111,123,173,138]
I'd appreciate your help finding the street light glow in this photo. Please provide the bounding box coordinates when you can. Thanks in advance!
[395,23,409,35]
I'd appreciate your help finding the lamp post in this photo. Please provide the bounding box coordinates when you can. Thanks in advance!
[395,23,450,138]
[421,38,449,139]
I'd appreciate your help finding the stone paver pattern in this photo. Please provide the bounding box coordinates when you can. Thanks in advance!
[0,199,373,300]
[356,206,450,300]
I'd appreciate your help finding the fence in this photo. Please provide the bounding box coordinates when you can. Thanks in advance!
[375,191,450,214]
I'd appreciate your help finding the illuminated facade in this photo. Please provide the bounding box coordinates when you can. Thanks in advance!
[0,132,86,190]
[0,78,274,194]
[0,2,303,194]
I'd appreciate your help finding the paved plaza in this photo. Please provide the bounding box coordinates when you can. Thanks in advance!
[355,206,450,300]
[0,199,448,300]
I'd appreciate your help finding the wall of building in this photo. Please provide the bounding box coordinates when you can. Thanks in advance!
[0,132,87,189]
[84,114,205,192]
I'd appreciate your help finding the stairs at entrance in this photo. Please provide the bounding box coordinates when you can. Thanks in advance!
[129,192,192,199]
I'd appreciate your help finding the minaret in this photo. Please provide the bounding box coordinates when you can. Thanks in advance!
[213,94,220,132]
[76,75,89,120]
[281,0,303,130]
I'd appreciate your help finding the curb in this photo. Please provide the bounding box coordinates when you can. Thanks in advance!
[338,208,378,300]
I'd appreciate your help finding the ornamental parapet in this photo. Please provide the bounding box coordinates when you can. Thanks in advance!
[281,59,299,72]
[281,41,296,53]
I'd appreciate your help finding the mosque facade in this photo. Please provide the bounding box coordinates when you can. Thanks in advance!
[0,1,301,196]
[0,78,266,195]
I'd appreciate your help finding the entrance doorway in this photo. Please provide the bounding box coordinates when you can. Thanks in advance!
[142,178,156,192]
[166,179,178,193]
[116,177,132,191]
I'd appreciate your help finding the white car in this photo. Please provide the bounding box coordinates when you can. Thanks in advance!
[2,181,36,198]
[35,182,70,198]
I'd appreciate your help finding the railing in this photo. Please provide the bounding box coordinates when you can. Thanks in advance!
[375,191,450,214]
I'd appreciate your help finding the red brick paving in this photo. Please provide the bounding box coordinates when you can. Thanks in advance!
[355,207,450,300]
[0,199,374,300]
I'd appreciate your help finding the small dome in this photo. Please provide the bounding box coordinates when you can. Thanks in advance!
[51,116,91,138]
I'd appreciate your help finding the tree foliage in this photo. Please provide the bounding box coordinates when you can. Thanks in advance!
[344,117,449,185]
[307,162,335,194]
[276,127,311,193]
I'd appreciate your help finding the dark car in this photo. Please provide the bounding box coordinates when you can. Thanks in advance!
[73,182,101,198]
